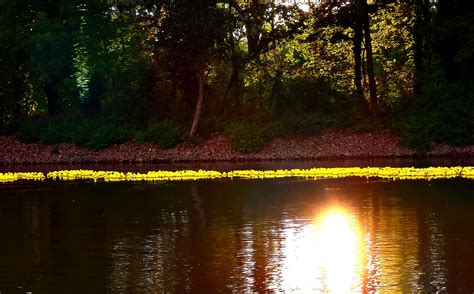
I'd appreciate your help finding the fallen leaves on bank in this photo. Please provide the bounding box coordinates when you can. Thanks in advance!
[1,130,474,164]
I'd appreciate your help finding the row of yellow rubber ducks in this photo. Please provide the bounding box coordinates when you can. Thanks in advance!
[0,166,473,183]
[0,172,45,183]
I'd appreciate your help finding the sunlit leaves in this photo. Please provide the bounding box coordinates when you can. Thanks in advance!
[73,4,90,103]
[371,2,415,103]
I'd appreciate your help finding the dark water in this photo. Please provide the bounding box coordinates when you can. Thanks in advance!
[1,177,474,293]
[3,157,474,173]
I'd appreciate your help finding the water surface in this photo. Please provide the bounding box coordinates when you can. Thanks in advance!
[0,177,474,292]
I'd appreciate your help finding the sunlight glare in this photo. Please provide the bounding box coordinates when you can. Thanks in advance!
[280,207,363,292]
[317,209,361,293]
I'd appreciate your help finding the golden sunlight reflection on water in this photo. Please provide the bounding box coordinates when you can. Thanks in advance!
[280,207,364,292]
[102,194,449,293]
[86,180,458,292]
[2,179,469,293]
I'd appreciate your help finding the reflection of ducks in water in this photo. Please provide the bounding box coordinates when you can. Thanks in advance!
[324,187,341,191]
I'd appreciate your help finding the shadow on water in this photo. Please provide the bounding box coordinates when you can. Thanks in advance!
[0,177,474,292]
[2,156,474,173]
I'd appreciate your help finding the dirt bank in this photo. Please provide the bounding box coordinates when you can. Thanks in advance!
[1,130,474,165]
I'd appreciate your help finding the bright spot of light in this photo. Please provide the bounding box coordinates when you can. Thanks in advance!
[317,209,361,293]
[280,207,363,292]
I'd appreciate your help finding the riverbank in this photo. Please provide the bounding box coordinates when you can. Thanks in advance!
[1,130,474,165]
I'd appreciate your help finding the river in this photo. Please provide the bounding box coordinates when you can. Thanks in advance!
[1,161,473,292]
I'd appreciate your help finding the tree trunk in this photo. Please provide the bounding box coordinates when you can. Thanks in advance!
[44,78,60,116]
[362,48,367,89]
[219,64,238,117]
[353,23,364,96]
[190,66,205,137]
[245,0,264,58]
[413,0,430,95]
[362,6,379,121]
[438,0,460,83]
[219,34,239,117]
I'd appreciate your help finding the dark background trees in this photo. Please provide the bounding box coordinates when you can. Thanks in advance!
[0,0,473,152]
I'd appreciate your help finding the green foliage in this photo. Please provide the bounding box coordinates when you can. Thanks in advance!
[143,120,184,149]
[280,113,335,136]
[224,122,273,154]
[17,117,46,143]
[132,130,147,144]
[225,122,265,154]
[371,2,415,105]
[265,121,288,140]
[18,116,132,150]
[18,115,185,150]
[397,83,474,153]
[106,61,153,124]
[398,114,436,154]
[0,1,39,133]
[3,0,474,152]
[85,123,132,150]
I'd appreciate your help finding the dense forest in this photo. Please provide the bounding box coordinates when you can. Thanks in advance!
[1,0,473,154]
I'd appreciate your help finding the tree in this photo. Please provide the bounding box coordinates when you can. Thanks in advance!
[28,0,77,116]
[413,0,431,94]
[0,0,36,131]
[156,0,229,137]
[313,0,379,119]
[219,0,307,116]
[358,0,379,120]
